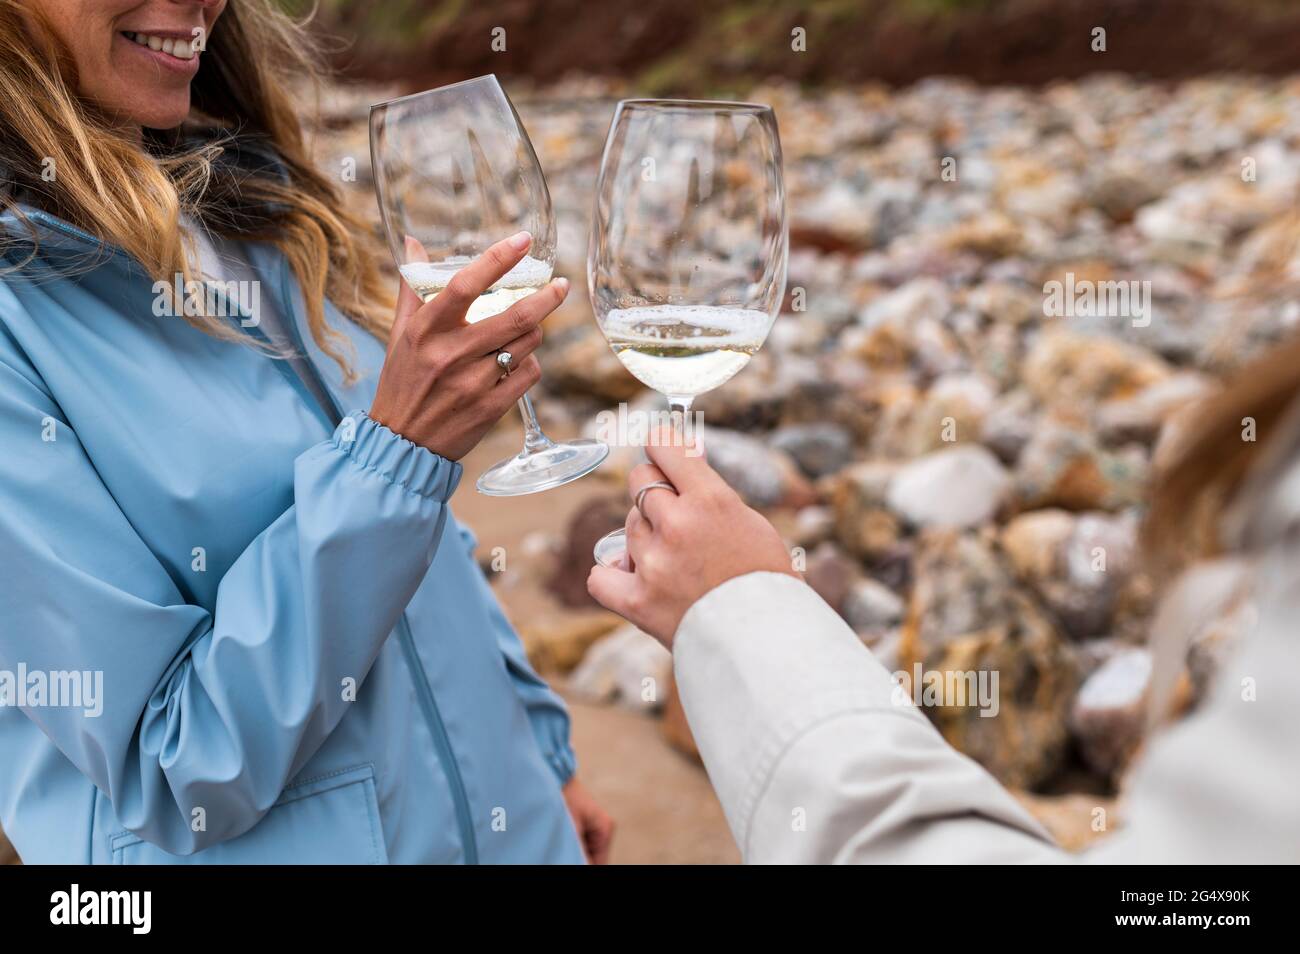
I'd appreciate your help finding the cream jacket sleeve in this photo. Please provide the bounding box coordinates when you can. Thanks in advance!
[672,562,1300,864]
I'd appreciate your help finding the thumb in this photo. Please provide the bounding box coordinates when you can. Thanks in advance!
[644,424,718,495]
[587,564,641,619]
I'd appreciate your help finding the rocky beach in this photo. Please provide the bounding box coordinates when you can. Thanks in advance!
[299,71,1300,858]
[6,69,1295,865]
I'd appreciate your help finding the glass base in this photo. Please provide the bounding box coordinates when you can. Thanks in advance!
[476,438,609,496]
[593,528,629,569]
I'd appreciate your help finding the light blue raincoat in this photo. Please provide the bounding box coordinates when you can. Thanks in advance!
[0,206,585,864]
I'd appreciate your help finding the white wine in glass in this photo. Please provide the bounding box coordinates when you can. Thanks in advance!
[588,99,788,567]
[370,75,609,496]
[398,255,554,321]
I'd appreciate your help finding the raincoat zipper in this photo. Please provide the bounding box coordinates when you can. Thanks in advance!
[265,257,480,865]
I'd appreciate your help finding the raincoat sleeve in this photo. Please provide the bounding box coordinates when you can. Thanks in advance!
[0,344,461,855]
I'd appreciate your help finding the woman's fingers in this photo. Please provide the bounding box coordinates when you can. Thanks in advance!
[485,354,542,407]
[624,505,654,571]
[493,323,545,369]
[587,564,640,617]
[643,427,717,495]
[423,231,534,332]
[628,462,675,526]
[389,236,431,342]
[467,277,570,356]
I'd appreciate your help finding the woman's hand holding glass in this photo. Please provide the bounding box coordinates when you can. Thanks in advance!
[369,232,569,461]
[586,430,799,647]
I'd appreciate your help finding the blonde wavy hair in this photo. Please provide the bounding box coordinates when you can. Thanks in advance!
[0,0,393,380]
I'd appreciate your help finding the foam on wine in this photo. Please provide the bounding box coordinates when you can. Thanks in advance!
[399,256,553,322]
[601,305,771,397]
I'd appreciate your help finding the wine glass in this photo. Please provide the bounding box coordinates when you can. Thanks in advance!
[588,99,787,566]
[369,75,608,495]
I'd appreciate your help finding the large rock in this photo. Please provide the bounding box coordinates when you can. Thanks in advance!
[517,613,623,674]
[769,423,854,478]
[691,350,826,432]
[901,530,1079,789]
[843,577,905,633]
[1085,159,1164,223]
[1023,330,1171,410]
[850,279,965,377]
[545,329,645,402]
[1015,420,1148,512]
[1001,509,1077,580]
[568,624,673,713]
[1000,508,1141,639]
[884,372,998,457]
[981,388,1039,465]
[801,542,861,615]
[826,461,903,559]
[702,427,815,509]
[791,504,836,548]
[1096,372,1214,444]
[1070,647,1153,778]
[886,445,1011,529]
[966,280,1044,328]
[547,496,629,608]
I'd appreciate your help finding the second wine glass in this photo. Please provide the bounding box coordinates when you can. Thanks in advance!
[369,75,608,496]
[588,99,788,566]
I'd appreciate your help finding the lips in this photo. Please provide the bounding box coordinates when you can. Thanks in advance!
[121,31,198,61]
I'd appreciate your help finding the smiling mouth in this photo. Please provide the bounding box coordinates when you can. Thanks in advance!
[121,31,199,60]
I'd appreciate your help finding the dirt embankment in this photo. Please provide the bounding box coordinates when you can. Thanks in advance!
[308,0,1300,93]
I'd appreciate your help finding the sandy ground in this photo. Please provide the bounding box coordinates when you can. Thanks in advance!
[560,691,740,865]
[457,421,740,865]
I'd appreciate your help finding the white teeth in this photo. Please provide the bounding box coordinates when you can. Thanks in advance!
[124,32,198,59]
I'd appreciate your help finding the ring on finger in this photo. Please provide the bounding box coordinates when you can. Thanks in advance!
[496,350,514,378]
[634,480,677,522]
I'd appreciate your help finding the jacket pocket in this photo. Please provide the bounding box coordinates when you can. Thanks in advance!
[109,764,388,865]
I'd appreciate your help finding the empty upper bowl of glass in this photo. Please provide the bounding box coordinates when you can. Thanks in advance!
[369,75,609,495]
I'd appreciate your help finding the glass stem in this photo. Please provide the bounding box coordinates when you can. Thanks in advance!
[667,394,694,432]
[517,392,555,455]
[666,394,697,454]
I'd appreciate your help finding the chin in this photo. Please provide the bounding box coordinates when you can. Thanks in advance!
[135,100,193,131]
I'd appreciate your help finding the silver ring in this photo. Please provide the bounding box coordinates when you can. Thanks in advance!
[497,351,513,376]
[634,481,677,521]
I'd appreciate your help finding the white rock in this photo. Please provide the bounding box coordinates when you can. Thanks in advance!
[857,278,951,328]
[843,578,906,631]
[1070,646,1154,776]
[567,624,672,713]
[1075,648,1152,712]
[886,445,1011,528]
[700,427,803,508]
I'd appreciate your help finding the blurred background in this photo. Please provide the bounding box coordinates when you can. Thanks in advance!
[8,0,1300,866]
